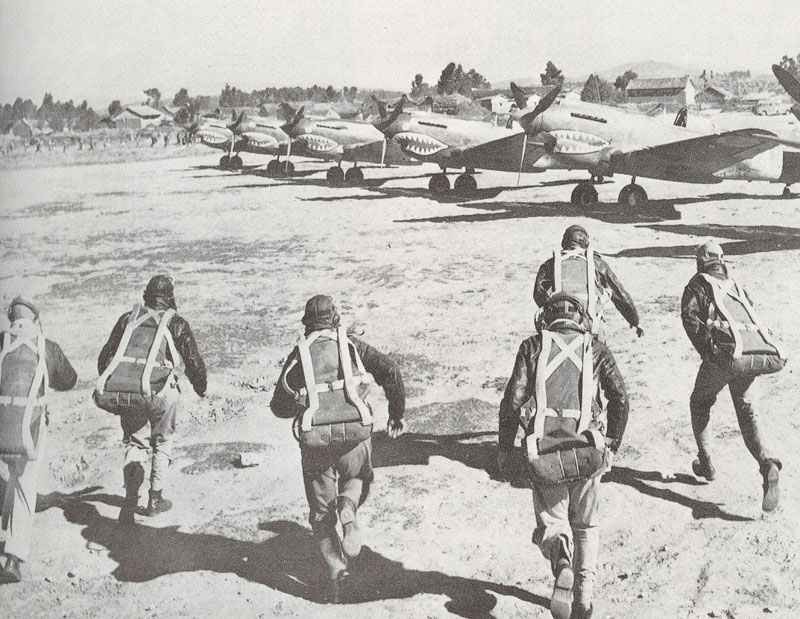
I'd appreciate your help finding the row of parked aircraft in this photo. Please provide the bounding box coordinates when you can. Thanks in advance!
[191,65,800,207]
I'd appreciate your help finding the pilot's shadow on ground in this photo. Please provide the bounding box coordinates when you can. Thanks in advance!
[55,500,545,615]
[603,466,753,522]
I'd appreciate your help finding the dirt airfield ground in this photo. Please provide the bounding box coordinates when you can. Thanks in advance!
[1,149,799,618]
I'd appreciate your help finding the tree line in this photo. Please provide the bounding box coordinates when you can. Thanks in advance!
[1,94,100,134]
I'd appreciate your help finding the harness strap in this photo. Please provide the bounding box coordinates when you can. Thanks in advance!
[296,332,320,431]
[96,303,141,394]
[337,326,372,426]
[141,307,176,396]
[552,246,601,334]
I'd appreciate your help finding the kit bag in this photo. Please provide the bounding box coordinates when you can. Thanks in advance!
[701,274,787,377]
[521,329,609,486]
[289,326,374,450]
[553,246,603,334]
[93,304,179,415]
[0,322,48,460]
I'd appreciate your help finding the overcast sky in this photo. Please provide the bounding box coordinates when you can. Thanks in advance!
[1,0,797,108]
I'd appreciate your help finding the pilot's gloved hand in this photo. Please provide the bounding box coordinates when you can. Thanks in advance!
[634,326,644,338]
[387,417,405,439]
[496,448,512,480]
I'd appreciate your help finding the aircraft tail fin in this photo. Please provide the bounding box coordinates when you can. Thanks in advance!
[674,107,688,127]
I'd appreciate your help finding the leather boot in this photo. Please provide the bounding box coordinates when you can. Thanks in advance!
[119,462,144,525]
[570,602,594,619]
[760,458,782,512]
[572,527,599,617]
[317,533,348,603]
[550,535,574,619]
[337,495,362,560]
[0,554,22,584]
[145,489,173,516]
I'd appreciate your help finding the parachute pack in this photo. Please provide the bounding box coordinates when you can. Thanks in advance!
[520,328,609,486]
[702,274,787,376]
[552,246,603,334]
[0,320,48,460]
[93,304,180,415]
[287,326,374,450]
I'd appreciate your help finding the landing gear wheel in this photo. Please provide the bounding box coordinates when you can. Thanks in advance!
[327,166,345,187]
[230,155,243,170]
[571,182,598,208]
[454,173,478,195]
[429,173,451,194]
[266,159,279,176]
[345,167,364,185]
[783,186,792,199]
[283,161,294,177]
[219,155,230,169]
[618,184,648,208]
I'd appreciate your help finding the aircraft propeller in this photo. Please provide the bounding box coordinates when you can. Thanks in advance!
[515,85,561,183]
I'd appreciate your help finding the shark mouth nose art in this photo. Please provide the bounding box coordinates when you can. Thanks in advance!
[298,134,339,153]
[394,132,448,156]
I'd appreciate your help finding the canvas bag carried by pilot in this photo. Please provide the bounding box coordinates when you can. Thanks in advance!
[93,304,181,415]
[0,314,48,460]
[520,295,610,486]
[552,245,603,335]
[701,274,787,377]
[288,326,375,450]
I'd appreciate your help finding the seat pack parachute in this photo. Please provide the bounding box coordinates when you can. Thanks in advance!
[702,274,787,376]
[93,304,180,415]
[287,326,374,449]
[0,320,48,460]
[521,301,609,485]
[553,246,602,333]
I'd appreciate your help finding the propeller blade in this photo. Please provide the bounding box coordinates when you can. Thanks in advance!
[370,95,387,120]
[509,82,528,109]
[520,85,561,130]
[373,95,406,134]
[773,64,800,104]
[517,132,528,186]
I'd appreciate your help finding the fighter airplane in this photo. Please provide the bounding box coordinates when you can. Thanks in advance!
[509,83,800,206]
[279,103,420,186]
[193,112,246,169]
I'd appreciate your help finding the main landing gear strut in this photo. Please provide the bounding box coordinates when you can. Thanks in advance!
[428,168,478,195]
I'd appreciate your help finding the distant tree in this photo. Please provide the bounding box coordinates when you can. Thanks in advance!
[108,99,123,118]
[437,62,457,95]
[324,85,337,101]
[172,87,191,107]
[540,61,564,86]
[436,62,489,96]
[581,74,614,103]
[144,87,161,107]
[614,69,638,90]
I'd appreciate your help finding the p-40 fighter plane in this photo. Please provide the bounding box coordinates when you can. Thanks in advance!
[194,112,248,169]
[279,103,419,186]
[373,93,553,194]
[510,83,800,206]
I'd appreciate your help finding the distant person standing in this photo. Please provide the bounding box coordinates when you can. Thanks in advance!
[534,225,642,339]
[0,297,77,583]
[270,295,406,603]
[95,275,207,524]
[681,241,785,511]
[497,294,628,619]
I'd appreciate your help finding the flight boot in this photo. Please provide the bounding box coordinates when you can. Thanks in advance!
[760,458,782,512]
[145,489,173,516]
[572,527,599,619]
[691,454,716,482]
[337,495,362,560]
[317,533,349,604]
[570,603,594,619]
[550,536,574,619]
[118,462,144,525]
[0,554,22,584]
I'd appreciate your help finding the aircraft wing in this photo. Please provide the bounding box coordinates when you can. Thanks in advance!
[614,129,797,182]
[460,132,547,172]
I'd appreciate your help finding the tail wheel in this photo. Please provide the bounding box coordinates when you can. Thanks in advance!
[327,166,345,187]
[345,167,365,185]
[454,173,478,195]
[219,155,230,169]
[571,182,598,208]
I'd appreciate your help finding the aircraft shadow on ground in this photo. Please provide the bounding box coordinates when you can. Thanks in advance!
[611,222,800,258]
[603,466,753,522]
[397,190,799,226]
[300,183,545,205]
[46,495,545,614]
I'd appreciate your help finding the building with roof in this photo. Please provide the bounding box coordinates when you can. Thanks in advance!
[695,85,734,109]
[625,76,697,110]
[112,104,164,130]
